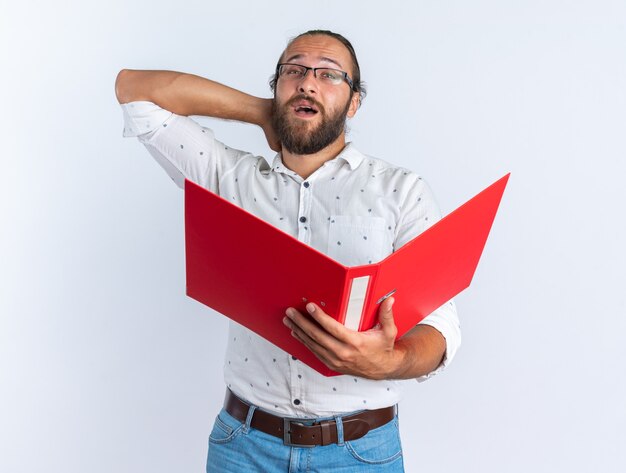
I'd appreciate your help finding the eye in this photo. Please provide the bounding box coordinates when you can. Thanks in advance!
[319,69,341,81]
[281,65,304,76]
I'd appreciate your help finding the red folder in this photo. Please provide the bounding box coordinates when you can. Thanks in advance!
[185,174,509,376]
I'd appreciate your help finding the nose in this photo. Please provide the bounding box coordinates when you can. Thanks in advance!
[298,69,318,95]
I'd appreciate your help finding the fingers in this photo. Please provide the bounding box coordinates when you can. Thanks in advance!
[304,303,356,342]
[284,306,345,352]
[287,320,334,364]
[378,297,398,339]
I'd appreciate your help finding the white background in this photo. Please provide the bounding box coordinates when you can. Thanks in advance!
[1,1,625,471]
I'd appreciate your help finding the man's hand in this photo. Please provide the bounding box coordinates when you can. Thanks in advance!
[283,297,404,380]
[258,98,281,152]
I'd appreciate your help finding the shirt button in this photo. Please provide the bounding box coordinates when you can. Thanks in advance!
[293,399,301,405]
[303,182,310,188]
[292,356,297,361]
[299,216,307,223]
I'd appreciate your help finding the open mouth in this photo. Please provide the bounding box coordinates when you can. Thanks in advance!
[292,100,320,117]
[295,105,318,115]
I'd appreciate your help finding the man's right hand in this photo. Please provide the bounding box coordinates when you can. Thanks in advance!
[258,98,281,152]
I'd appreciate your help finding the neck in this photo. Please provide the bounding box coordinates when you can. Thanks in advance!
[281,133,347,180]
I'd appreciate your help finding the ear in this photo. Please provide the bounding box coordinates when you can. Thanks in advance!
[346,91,361,118]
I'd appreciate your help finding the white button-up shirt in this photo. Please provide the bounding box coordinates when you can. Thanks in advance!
[120,101,461,417]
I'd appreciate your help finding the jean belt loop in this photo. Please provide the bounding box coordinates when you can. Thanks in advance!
[334,415,345,446]
[243,404,257,434]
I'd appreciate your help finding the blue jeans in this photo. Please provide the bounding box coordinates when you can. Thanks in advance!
[206,405,404,472]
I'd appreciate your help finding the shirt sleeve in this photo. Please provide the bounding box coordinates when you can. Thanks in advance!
[394,174,462,382]
[120,100,249,192]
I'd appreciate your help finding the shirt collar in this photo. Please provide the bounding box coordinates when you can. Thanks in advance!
[270,142,365,175]
[335,142,365,169]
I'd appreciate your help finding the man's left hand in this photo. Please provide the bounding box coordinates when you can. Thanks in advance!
[283,297,403,380]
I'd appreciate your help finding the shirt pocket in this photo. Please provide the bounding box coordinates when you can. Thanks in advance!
[326,215,392,266]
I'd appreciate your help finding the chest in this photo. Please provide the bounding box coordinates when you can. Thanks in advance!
[218,170,401,266]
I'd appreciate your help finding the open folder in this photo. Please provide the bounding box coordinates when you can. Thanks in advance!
[185,174,509,376]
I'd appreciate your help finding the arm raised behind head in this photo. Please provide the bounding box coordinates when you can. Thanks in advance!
[114,69,279,150]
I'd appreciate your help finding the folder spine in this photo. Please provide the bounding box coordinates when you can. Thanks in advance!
[342,265,379,331]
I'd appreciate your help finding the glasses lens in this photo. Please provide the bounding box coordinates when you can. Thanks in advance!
[316,68,343,85]
[277,64,350,87]
[279,64,306,78]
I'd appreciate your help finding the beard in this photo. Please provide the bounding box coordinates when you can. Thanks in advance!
[271,94,351,155]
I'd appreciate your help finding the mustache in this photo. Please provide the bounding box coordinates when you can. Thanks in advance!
[286,94,325,114]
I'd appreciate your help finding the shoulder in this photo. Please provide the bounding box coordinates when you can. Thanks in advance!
[350,146,427,195]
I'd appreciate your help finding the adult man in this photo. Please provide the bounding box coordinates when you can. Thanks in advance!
[116,30,460,472]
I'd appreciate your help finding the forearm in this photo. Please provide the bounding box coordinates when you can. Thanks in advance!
[387,324,447,379]
[114,69,270,126]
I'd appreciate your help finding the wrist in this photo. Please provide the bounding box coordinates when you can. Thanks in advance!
[380,342,408,380]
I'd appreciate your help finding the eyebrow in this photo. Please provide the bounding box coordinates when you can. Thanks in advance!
[284,54,344,69]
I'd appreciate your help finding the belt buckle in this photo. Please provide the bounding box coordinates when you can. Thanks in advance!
[283,417,315,448]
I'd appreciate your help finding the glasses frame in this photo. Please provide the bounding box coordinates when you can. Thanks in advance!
[276,63,354,90]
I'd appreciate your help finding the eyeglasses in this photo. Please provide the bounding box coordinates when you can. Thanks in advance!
[276,63,354,89]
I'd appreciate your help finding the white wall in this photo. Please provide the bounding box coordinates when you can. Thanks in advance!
[1,1,625,471]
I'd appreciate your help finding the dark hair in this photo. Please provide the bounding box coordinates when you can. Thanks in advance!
[269,30,367,106]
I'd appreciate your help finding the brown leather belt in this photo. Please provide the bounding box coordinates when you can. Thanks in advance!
[224,389,396,447]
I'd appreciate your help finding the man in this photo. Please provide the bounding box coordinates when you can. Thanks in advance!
[116,29,460,472]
